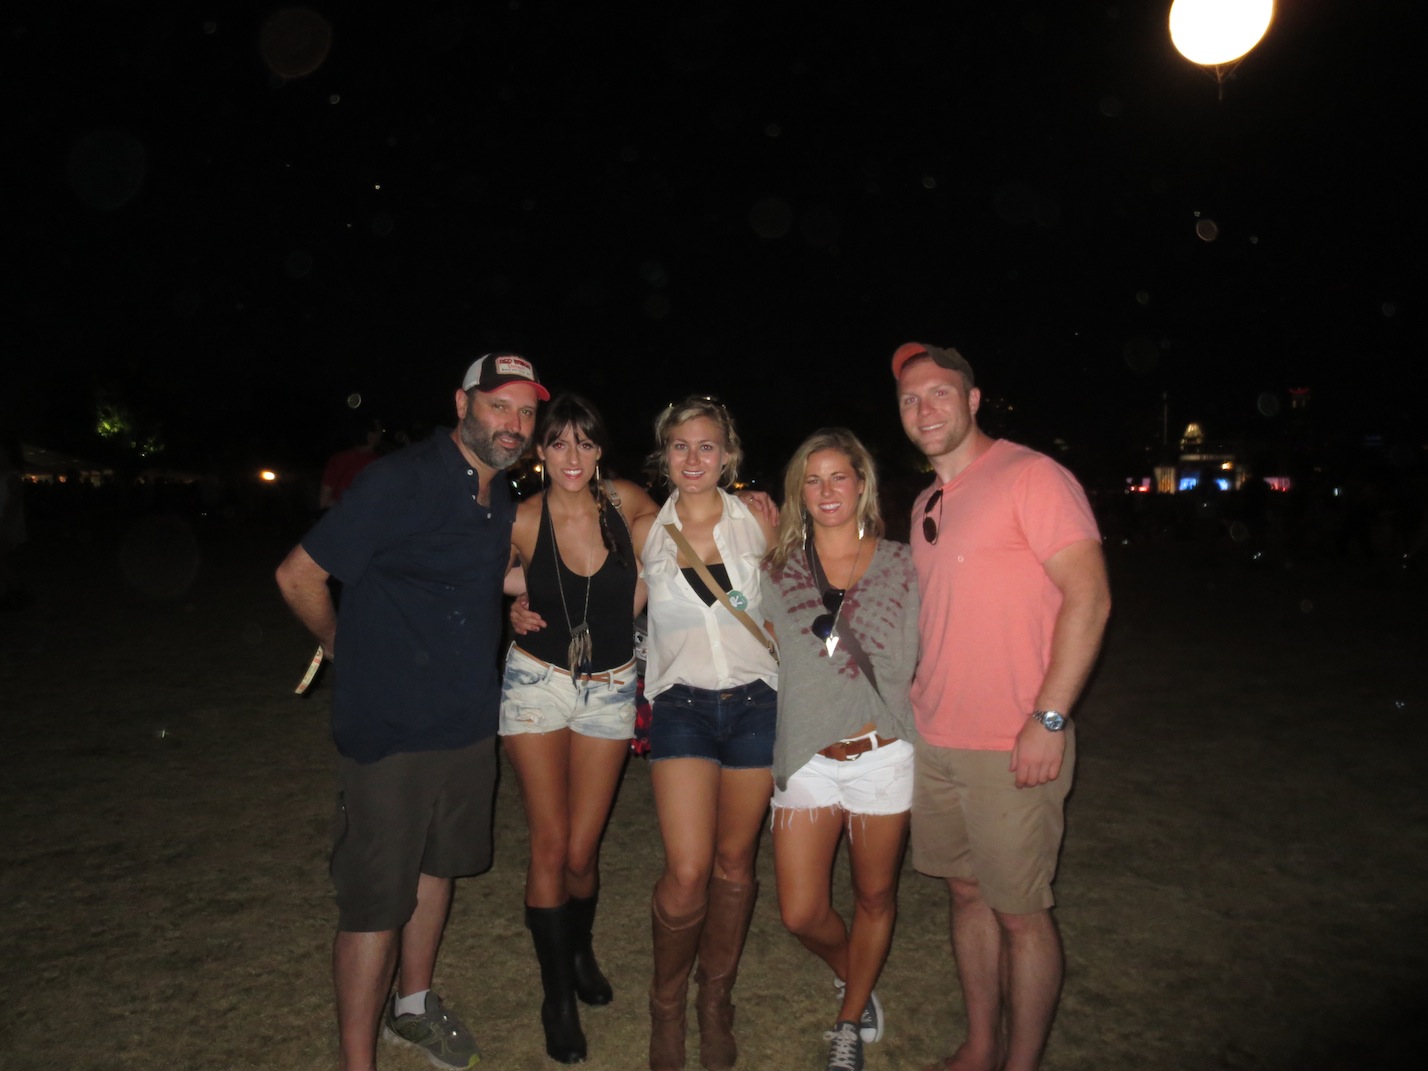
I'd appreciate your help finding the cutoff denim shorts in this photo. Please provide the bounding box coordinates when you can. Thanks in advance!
[773,732,915,816]
[649,680,776,769]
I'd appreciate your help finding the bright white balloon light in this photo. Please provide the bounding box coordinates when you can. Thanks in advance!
[1169,0,1275,66]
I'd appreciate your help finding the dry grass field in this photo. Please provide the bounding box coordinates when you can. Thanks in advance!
[2,517,1424,1070]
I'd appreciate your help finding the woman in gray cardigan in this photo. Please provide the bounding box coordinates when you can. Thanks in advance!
[762,428,920,1071]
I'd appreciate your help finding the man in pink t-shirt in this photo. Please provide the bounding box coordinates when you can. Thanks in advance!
[894,342,1111,1071]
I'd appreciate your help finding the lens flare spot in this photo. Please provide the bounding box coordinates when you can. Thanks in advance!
[260,8,333,79]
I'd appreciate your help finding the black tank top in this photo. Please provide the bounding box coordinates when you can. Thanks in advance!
[522,492,637,670]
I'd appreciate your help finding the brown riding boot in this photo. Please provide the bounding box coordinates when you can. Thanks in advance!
[650,897,706,1071]
[693,877,758,1071]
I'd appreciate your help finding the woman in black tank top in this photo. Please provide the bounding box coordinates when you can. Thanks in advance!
[499,394,658,1063]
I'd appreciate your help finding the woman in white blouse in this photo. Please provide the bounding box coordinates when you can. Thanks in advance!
[641,396,779,1071]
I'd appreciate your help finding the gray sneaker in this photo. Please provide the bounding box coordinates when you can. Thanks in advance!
[382,992,481,1069]
[833,978,884,1044]
[823,1021,864,1071]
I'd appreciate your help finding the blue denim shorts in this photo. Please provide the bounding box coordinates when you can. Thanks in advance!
[649,680,776,769]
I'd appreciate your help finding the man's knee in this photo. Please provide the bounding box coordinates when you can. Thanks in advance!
[992,906,1056,938]
[947,876,984,909]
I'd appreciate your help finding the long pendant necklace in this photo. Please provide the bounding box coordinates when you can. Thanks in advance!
[807,533,866,657]
[549,494,595,684]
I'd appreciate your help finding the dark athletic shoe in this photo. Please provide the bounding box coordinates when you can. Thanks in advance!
[382,991,481,1069]
[834,978,884,1044]
[824,1020,865,1071]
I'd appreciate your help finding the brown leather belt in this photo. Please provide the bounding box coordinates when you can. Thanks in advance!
[817,734,898,762]
[512,644,633,685]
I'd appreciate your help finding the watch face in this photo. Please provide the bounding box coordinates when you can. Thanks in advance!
[1038,711,1065,731]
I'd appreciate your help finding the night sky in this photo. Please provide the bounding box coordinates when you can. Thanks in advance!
[9,0,1419,484]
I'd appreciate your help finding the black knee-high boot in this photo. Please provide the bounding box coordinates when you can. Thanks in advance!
[568,893,614,1006]
[527,904,588,1063]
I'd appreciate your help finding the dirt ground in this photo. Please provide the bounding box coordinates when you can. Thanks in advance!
[2,516,1425,1071]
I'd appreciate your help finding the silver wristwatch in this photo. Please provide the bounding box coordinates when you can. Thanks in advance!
[1031,709,1067,732]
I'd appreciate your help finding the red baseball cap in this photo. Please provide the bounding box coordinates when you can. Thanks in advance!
[891,342,975,388]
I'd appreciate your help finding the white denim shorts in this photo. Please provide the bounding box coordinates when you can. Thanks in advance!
[498,644,637,740]
[772,733,915,816]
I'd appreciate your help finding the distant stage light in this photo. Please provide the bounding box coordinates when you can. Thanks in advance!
[259,470,278,482]
[1169,0,1274,67]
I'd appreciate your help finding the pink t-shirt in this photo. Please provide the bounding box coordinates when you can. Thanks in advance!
[321,447,379,504]
[910,439,1100,751]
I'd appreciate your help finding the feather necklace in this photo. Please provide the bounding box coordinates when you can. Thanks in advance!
[548,494,595,685]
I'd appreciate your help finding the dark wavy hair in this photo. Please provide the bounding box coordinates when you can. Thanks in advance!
[537,393,630,568]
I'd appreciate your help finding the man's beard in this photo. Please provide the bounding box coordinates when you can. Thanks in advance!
[460,411,528,470]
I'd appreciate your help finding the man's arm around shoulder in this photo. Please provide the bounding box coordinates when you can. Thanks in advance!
[1010,538,1112,788]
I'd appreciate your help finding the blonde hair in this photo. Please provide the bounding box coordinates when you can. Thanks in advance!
[765,427,884,571]
[651,395,744,488]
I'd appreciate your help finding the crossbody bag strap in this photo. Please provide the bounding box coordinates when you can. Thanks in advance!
[663,522,779,664]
